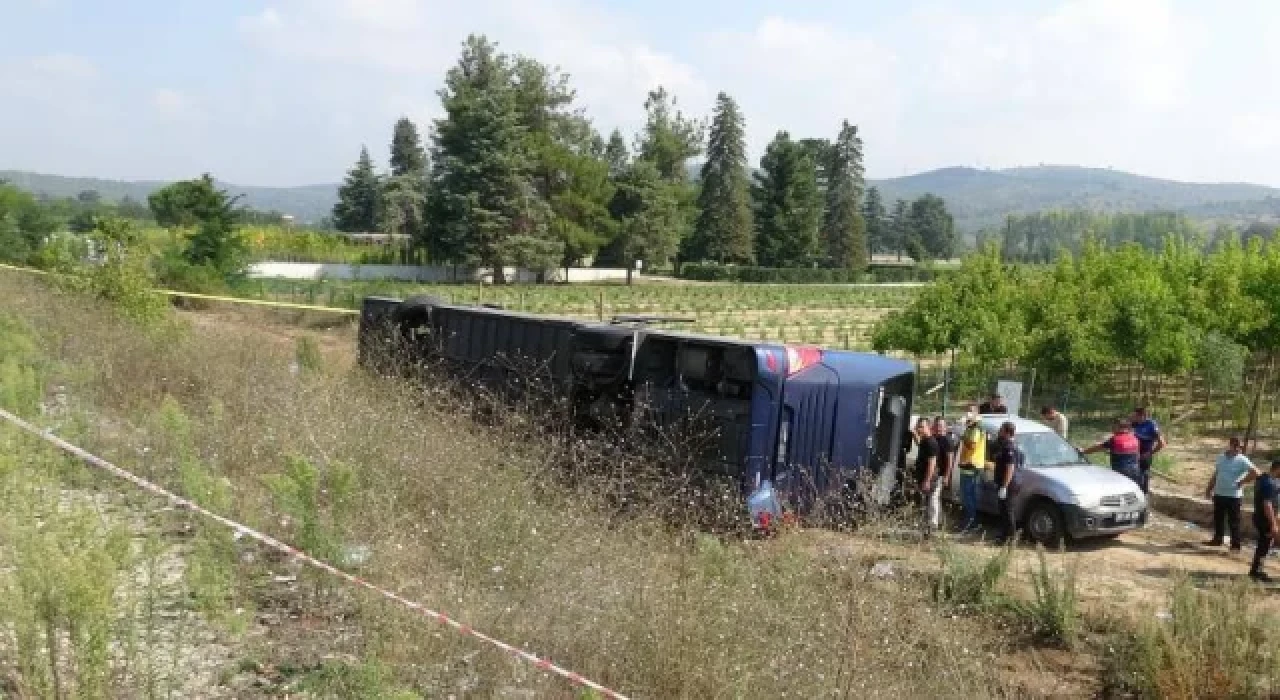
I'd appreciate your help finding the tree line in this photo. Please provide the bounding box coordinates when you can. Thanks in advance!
[872,236,1280,392]
[330,35,956,277]
[988,209,1280,263]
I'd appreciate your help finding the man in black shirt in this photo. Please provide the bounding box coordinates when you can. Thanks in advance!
[979,393,1008,415]
[913,417,940,536]
[931,417,954,531]
[992,421,1018,544]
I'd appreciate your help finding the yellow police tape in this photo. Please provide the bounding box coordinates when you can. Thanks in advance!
[0,262,360,316]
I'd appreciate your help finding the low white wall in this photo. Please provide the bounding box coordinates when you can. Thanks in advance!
[246,262,634,283]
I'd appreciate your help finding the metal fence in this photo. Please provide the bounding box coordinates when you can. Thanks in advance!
[910,357,1280,447]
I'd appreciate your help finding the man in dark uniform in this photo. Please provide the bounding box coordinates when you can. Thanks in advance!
[1131,406,1166,494]
[1244,459,1280,583]
[992,421,1018,544]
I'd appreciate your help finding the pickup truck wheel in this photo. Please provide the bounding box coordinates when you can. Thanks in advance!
[1025,501,1067,548]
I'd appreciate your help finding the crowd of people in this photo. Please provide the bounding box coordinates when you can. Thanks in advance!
[907,395,1279,582]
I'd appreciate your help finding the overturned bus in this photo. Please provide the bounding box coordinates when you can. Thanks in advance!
[358,294,915,527]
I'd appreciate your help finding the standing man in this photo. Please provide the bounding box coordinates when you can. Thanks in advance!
[1082,419,1143,488]
[979,394,1008,415]
[1202,436,1257,551]
[913,417,940,537]
[992,421,1019,545]
[1040,405,1068,440]
[1132,406,1166,495]
[1246,459,1279,582]
[932,417,955,532]
[956,413,986,533]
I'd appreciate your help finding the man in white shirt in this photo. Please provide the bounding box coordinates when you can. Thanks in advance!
[1203,436,1258,551]
[1040,406,1068,440]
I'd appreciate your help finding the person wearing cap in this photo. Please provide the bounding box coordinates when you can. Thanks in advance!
[1131,406,1166,494]
[956,411,986,532]
[1082,419,1143,488]
[979,394,1007,415]
[1202,436,1257,551]
[1241,459,1280,582]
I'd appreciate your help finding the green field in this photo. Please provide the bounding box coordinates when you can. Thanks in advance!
[236,278,920,349]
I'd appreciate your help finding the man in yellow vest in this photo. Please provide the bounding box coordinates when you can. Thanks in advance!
[957,406,986,533]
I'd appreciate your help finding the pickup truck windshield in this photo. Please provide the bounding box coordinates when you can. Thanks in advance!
[1015,431,1090,467]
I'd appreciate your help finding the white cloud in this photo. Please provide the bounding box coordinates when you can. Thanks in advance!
[236,0,708,143]
[27,53,98,80]
[151,88,200,121]
[701,17,904,167]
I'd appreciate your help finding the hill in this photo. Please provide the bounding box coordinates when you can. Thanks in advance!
[7,165,1280,232]
[0,170,338,224]
[869,166,1280,231]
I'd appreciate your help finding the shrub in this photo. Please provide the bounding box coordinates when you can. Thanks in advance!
[933,539,1013,609]
[1016,547,1080,647]
[1109,574,1279,699]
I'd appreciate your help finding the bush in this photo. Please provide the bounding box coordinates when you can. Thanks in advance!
[1110,574,1279,699]
[680,264,867,284]
[1016,547,1080,647]
[933,539,1013,609]
[679,263,956,284]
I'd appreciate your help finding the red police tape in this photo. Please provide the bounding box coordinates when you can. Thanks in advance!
[0,407,630,700]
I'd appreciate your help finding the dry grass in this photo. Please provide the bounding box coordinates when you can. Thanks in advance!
[11,270,1263,698]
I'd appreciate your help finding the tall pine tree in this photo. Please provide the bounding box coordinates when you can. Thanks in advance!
[383,118,429,251]
[908,194,956,261]
[862,186,887,256]
[332,146,380,232]
[426,35,541,274]
[688,92,753,264]
[889,198,911,261]
[389,117,428,177]
[822,120,867,269]
[636,87,703,183]
[603,129,629,177]
[752,131,822,268]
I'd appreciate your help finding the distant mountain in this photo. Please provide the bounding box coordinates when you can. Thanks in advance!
[869,166,1280,231]
[0,170,338,224]
[7,165,1280,233]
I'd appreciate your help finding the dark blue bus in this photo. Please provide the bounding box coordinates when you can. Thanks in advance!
[359,295,915,527]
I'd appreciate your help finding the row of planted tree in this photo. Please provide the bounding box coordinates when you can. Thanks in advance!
[872,237,1280,416]
[329,34,958,277]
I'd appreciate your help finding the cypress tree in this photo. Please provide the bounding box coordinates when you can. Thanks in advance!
[332,146,380,232]
[389,117,428,177]
[822,120,868,269]
[426,35,538,272]
[752,132,822,267]
[689,92,753,264]
[863,185,887,255]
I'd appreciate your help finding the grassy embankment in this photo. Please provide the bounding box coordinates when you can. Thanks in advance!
[0,270,1276,698]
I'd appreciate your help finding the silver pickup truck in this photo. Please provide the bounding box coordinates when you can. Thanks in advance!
[909,414,1148,546]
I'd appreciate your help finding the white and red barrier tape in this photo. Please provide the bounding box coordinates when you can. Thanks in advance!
[0,407,629,700]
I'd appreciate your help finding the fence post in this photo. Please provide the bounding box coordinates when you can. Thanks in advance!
[1025,368,1037,419]
[597,289,605,321]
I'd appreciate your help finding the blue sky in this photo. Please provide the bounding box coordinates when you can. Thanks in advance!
[5,0,1279,187]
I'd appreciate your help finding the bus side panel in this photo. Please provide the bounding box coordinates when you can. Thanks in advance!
[745,346,785,496]
[828,382,874,492]
[778,365,839,514]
